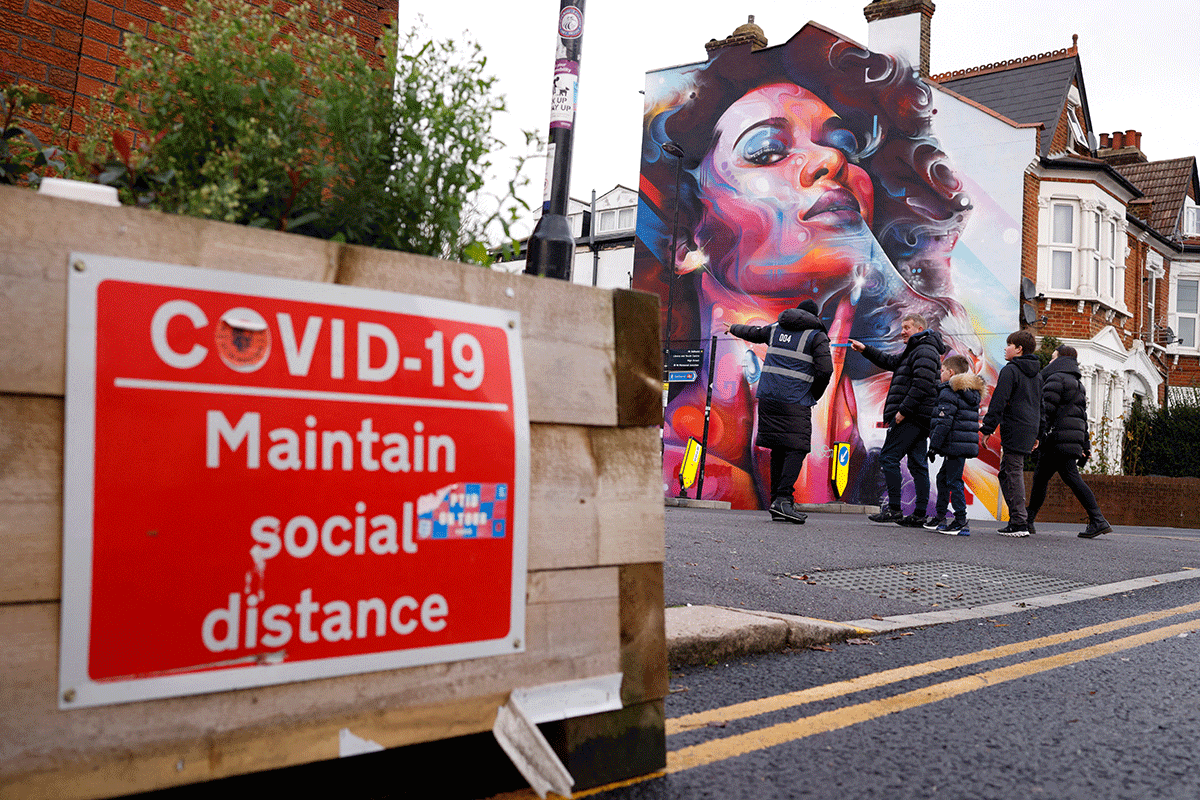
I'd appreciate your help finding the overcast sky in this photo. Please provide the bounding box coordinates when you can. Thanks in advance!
[407,0,1200,237]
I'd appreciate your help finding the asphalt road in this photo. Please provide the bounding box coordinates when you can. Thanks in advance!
[664,506,1200,623]
[590,574,1200,800]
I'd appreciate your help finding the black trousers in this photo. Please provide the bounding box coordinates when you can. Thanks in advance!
[770,448,808,502]
[1027,449,1106,525]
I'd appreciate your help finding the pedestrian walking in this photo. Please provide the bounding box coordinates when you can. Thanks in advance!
[1027,344,1112,538]
[979,330,1041,537]
[924,354,984,535]
[850,312,946,527]
[727,299,833,524]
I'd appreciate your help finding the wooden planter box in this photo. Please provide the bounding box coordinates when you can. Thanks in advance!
[0,185,667,797]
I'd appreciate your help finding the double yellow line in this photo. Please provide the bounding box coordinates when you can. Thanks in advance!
[490,601,1200,799]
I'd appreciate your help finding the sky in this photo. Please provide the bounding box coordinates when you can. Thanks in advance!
[406,0,1200,238]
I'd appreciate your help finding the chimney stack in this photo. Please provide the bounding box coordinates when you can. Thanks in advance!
[864,0,936,77]
[1098,129,1148,166]
[705,15,768,56]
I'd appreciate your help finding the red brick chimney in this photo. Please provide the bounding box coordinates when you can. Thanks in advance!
[1098,129,1147,166]
[864,0,936,77]
[705,15,768,56]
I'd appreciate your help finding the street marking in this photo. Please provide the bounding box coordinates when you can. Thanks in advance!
[491,605,1200,800]
[669,600,1200,734]
[668,614,1200,773]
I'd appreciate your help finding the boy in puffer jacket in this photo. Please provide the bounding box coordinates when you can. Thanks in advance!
[924,355,984,535]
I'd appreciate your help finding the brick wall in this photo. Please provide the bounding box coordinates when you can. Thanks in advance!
[2,0,396,145]
[1025,472,1200,528]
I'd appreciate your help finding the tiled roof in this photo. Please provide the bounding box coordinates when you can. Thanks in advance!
[935,54,1079,158]
[1114,158,1199,237]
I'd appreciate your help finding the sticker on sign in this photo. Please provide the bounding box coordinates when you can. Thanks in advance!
[59,254,530,708]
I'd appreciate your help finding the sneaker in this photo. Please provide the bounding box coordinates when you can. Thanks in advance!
[1078,520,1112,539]
[769,499,807,524]
[868,507,904,523]
[938,518,969,535]
[923,515,947,531]
[898,514,927,528]
[997,522,1028,534]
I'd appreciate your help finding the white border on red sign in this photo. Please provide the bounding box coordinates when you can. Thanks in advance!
[59,253,530,709]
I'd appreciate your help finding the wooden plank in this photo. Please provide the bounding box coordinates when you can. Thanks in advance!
[0,582,621,799]
[618,563,668,707]
[613,288,663,428]
[0,397,661,602]
[0,187,620,427]
[0,394,61,603]
[528,426,665,572]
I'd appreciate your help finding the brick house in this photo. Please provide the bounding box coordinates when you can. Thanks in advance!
[869,0,1200,472]
[1,0,396,146]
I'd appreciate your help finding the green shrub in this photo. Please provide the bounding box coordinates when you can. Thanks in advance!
[1123,393,1200,477]
[61,0,523,262]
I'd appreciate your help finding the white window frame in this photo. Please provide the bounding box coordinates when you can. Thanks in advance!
[1171,265,1200,351]
[1184,197,1200,237]
[1037,190,1126,310]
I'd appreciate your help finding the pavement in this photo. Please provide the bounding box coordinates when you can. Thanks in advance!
[663,503,1200,666]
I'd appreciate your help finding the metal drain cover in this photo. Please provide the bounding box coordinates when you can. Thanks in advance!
[792,561,1090,608]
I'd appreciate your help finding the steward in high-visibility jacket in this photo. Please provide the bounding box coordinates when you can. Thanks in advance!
[728,300,833,518]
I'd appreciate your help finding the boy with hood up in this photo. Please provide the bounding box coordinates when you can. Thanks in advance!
[1027,344,1112,538]
[727,299,833,524]
[850,312,947,528]
[924,354,984,535]
[980,330,1042,537]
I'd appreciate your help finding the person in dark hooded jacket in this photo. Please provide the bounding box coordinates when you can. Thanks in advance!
[1027,344,1112,539]
[924,354,984,534]
[850,312,947,527]
[980,330,1041,536]
[727,299,833,524]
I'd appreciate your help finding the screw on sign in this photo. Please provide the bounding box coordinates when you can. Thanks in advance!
[59,255,529,708]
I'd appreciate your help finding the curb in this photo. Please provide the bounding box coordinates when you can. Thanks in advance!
[665,569,1200,666]
[664,498,732,509]
[665,605,868,666]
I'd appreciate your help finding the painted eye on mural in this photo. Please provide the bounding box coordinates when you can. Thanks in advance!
[820,126,861,160]
[739,126,791,165]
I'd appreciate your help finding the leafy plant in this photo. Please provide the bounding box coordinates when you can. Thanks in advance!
[60,0,526,262]
[1,75,61,186]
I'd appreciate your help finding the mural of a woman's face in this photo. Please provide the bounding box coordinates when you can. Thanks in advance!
[696,83,876,298]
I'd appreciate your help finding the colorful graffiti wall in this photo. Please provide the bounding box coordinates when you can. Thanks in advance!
[635,24,1028,515]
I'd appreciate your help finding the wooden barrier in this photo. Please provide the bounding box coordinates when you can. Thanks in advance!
[0,185,667,797]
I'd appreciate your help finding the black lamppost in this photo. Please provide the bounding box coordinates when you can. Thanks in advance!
[525,2,586,281]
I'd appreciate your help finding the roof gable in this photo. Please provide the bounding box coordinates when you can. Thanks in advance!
[934,49,1083,158]
[1115,157,1200,237]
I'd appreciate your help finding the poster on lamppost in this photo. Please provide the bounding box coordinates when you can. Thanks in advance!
[59,254,529,708]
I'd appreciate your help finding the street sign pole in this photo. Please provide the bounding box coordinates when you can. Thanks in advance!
[695,335,717,500]
[525,1,585,281]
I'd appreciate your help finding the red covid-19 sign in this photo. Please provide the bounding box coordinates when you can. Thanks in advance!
[59,254,529,708]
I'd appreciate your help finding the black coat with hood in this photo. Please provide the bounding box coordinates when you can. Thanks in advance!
[929,371,985,459]
[729,307,833,452]
[860,328,947,431]
[1038,356,1090,458]
[980,353,1041,454]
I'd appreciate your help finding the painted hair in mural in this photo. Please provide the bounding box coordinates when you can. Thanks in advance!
[635,24,1003,511]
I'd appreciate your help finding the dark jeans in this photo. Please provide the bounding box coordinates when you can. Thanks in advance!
[878,420,929,513]
[935,456,967,520]
[998,448,1029,524]
[770,448,808,502]
[1027,449,1106,525]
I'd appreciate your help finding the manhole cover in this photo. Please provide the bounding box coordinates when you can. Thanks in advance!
[790,561,1090,608]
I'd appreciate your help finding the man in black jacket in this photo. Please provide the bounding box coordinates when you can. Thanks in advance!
[980,330,1041,536]
[850,313,946,527]
[727,299,833,524]
[1028,344,1112,538]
